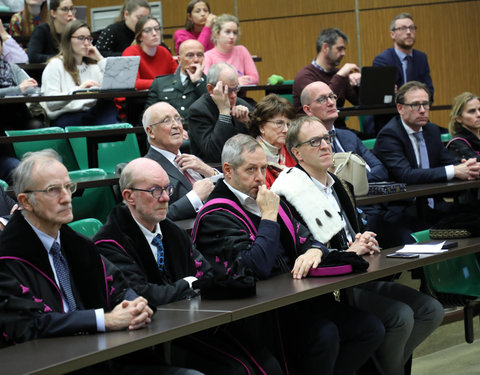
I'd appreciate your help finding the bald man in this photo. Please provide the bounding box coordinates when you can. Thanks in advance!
[145,39,208,125]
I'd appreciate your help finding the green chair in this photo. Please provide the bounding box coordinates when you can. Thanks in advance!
[411,230,480,343]
[441,133,452,143]
[362,138,376,150]
[69,169,118,223]
[68,218,103,238]
[278,79,294,105]
[0,179,7,190]
[65,124,141,173]
[5,127,80,171]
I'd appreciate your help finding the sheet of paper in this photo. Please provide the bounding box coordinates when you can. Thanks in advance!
[396,241,446,254]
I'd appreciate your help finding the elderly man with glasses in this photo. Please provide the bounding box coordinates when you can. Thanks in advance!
[188,62,252,163]
[142,101,221,220]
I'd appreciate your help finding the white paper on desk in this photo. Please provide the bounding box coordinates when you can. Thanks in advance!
[396,241,447,254]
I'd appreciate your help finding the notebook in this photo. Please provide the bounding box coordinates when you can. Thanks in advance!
[73,56,140,94]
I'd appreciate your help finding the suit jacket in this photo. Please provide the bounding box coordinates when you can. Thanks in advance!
[335,128,389,182]
[373,47,434,101]
[0,186,16,217]
[145,69,207,125]
[374,116,455,184]
[0,211,132,346]
[188,93,251,163]
[144,147,197,220]
[94,204,212,306]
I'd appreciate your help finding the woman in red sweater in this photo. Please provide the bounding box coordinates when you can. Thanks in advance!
[122,15,177,90]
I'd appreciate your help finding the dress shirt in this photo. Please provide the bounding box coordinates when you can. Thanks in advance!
[25,218,105,331]
[400,119,454,180]
[394,47,411,85]
[150,145,204,211]
[180,71,188,85]
[224,180,262,217]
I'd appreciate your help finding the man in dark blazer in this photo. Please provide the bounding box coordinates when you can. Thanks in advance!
[143,102,219,221]
[188,63,251,163]
[145,40,207,126]
[0,185,17,230]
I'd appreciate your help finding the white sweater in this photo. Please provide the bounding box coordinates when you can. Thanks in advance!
[41,57,106,120]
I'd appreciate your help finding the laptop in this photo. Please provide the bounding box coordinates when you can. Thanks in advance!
[73,56,140,93]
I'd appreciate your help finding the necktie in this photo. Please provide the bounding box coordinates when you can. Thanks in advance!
[151,234,165,271]
[50,241,77,311]
[405,55,413,83]
[183,169,197,185]
[413,132,434,208]
[329,130,337,153]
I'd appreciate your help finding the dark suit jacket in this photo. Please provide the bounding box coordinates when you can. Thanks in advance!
[335,128,389,182]
[144,147,197,220]
[188,93,251,162]
[374,116,455,184]
[145,69,207,125]
[0,186,16,217]
[373,47,434,101]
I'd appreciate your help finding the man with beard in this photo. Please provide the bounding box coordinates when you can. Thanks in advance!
[145,40,207,126]
[292,28,360,124]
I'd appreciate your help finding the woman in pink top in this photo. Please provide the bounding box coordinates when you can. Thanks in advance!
[173,0,216,55]
[203,14,258,85]
[122,15,177,90]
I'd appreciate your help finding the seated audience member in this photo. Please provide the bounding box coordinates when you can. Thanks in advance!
[9,0,49,38]
[143,102,217,221]
[447,92,480,162]
[145,39,207,125]
[0,22,28,63]
[188,62,251,163]
[96,0,150,57]
[174,0,215,55]
[271,116,444,375]
[0,185,18,230]
[122,15,177,90]
[203,14,258,85]
[94,157,211,306]
[247,94,296,188]
[192,133,384,375]
[41,20,117,127]
[374,81,480,243]
[27,0,75,63]
[292,28,360,123]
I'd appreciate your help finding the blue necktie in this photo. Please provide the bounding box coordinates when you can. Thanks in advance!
[329,130,337,153]
[405,55,413,83]
[50,241,77,311]
[151,234,165,271]
[413,132,434,208]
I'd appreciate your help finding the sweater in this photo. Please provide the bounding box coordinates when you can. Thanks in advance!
[173,27,215,54]
[41,57,107,119]
[27,22,59,63]
[122,44,177,90]
[1,36,28,63]
[95,21,134,57]
[203,45,259,84]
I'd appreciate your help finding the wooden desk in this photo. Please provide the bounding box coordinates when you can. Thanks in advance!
[357,179,480,206]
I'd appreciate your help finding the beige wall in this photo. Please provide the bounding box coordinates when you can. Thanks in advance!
[78,0,480,128]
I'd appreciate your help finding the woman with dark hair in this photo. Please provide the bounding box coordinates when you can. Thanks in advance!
[248,94,296,187]
[41,20,117,127]
[447,92,480,162]
[173,0,215,55]
[27,0,75,63]
[122,15,177,90]
[95,0,151,57]
[9,0,49,37]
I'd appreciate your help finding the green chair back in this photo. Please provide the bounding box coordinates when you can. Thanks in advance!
[362,138,376,150]
[68,218,103,238]
[278,79,294,105]
[5,127,80,171]
[69,169,117,223]
[65,124,141,173]
[411,230,480,297]
[0,179,7,190]
[441,133,452,143]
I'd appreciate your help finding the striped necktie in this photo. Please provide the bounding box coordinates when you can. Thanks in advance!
[50,241,77,311]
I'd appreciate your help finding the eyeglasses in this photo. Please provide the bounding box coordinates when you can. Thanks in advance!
[184,52,204,59]
[24,182,77,197]
[392,25,417,33]
[71,35,94,43]
[58,6,76,14]
[265,120,290,128]
[227,86,240,95]
[142,26,162,34]
[128,185,174,199]
[401,101,431,111]
[312,93,337,105]
[149,116,184,127]
[295,135,334,148]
